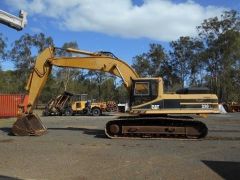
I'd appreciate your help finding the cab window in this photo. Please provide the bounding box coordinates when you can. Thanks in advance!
[134,82,149,95]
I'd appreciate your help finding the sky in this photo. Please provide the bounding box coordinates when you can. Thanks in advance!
[0,0,239,70]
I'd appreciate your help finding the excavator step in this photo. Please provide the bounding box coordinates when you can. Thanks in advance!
[105,116,208,139]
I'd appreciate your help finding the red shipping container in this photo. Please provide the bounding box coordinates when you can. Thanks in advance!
[0,94,28,117]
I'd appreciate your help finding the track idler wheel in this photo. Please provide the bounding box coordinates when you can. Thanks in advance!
[12,114,47,136]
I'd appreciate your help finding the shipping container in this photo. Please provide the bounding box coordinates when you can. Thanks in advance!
[0,94,28,117]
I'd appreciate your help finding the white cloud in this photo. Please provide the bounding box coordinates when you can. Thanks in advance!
[5,0,227,41]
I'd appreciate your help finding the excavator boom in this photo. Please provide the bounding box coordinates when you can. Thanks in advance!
[12,46,139,136]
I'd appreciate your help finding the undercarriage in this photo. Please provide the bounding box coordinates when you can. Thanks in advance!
[105,115,208,139]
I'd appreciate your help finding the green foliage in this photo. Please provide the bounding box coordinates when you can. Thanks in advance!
[2,33,55,99]
[0,33,7,69]
[197,10,240,101]
[8,33,54,87]
[132,44,166,77]
[9,33,53,70]
[170,36,204,87]
[132,43,180,89]
[115,83,129,103]
[55,41,83,91]
[0,70,23,93]
[101,78,117,101]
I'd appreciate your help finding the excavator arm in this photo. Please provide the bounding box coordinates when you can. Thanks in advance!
[24,47,139,113]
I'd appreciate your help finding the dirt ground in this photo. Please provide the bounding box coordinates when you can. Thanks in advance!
[0,112,240,180]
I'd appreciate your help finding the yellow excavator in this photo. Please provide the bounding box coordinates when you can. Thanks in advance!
[12,46,219,139]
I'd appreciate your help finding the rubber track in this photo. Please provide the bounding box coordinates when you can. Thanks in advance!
[105,116,208,139]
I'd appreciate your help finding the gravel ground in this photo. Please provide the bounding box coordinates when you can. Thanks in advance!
[0,112,240,180]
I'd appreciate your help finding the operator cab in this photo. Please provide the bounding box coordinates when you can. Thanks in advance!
[130,78,160,106]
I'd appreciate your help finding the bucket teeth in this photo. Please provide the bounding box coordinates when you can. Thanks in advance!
[12,114,47,136]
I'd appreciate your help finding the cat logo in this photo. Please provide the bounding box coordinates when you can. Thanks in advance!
[151,105,160,109]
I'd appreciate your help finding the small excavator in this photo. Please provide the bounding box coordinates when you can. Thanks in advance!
[12,47,219,139]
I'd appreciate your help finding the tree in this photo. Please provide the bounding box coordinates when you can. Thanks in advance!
[132,53,150,77]
[170,36,204,87]
[0,70,21,93]
[197,10,240,101]
[132,43,179,90]
[115,84,128,103]
[86,70,110,100]
[101,78,117,101]
[132,44,165,77]
[0,33,7,70]
[55,41,82,92]
[8,33,54,91]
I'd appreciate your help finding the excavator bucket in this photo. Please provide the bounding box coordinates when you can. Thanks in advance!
[12,114,47,136]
